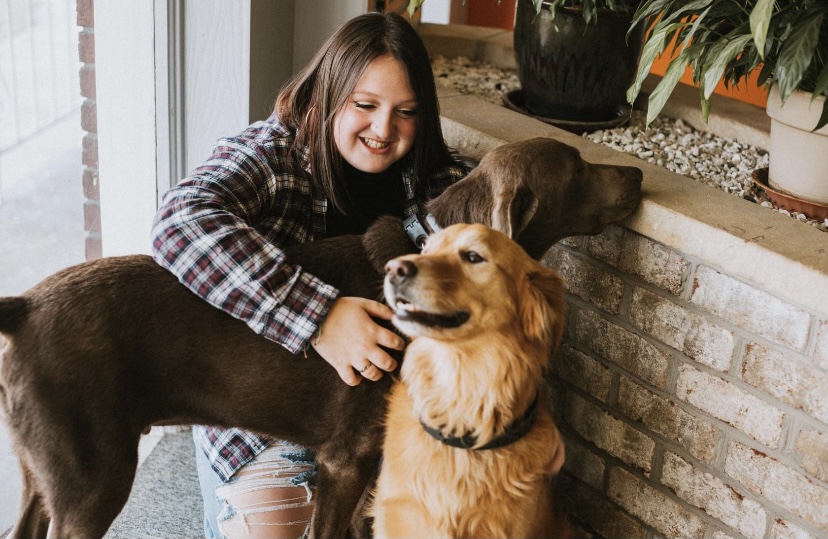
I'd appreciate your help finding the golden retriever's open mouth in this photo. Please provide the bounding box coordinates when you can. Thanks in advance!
[393,297,470,328]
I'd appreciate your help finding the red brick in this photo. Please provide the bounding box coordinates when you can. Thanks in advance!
[83,168,99,200]
[80,65,96,99]
[77,0,94,27]
[85,234,102,261]
[84,200,101,234]
[82,134,98,168]
[79,30,95,64]
[81,100,97,134]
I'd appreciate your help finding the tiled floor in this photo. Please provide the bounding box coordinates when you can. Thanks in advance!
[0,110,85,533]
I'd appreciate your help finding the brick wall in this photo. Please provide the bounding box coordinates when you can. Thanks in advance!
[77,0,100,260]
[544,225,828,539]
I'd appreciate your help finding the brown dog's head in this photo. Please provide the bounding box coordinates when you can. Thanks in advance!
[428,137,643,259]
[383,223,565,355]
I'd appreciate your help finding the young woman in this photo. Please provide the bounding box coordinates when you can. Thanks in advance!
[151,11,471,539]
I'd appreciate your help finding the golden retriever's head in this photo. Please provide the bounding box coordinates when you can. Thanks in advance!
[383,224,565,352]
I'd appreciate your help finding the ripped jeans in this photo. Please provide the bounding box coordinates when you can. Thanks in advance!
[193,428,317,539]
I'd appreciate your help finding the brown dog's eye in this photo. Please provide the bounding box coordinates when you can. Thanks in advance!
[461,251,485,264]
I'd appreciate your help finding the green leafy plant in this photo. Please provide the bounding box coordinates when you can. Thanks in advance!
[626,0,828,129]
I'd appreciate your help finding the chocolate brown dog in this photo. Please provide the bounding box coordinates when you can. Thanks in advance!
[0,137,642,539]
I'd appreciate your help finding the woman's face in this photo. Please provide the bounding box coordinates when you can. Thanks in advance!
[333,54,418,173]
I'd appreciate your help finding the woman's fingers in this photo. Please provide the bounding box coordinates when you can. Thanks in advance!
[313,297,405,384]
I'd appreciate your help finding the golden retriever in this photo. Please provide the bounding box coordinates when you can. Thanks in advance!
[373,223,573,538]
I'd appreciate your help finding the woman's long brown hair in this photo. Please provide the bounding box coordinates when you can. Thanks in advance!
[275,11,455,213]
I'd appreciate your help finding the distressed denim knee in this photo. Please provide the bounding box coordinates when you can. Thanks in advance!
[215,441,317,539]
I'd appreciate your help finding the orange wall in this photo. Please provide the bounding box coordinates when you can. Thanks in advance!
[649,49,768,109]
[465,0,516,29]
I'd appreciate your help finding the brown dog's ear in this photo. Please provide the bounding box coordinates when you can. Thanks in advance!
[520,265,566,352]
[491,184,539,239]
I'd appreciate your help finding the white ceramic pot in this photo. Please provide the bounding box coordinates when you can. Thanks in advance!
[766,84,828,204]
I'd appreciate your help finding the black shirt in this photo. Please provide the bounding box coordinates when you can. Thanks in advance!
[325,161,407,237]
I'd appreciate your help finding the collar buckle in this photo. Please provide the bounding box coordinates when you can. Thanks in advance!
[403,214,430,250]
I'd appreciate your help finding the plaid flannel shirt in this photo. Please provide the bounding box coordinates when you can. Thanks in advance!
[151,113,468,480]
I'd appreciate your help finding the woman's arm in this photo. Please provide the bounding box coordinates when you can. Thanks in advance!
[151,120,337,354]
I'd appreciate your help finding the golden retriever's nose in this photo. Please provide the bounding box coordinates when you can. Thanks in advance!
[385,258,417,284]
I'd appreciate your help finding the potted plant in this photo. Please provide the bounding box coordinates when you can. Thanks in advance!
[626,0,828,214]
[512,0,646,129]
[409,0,646,131]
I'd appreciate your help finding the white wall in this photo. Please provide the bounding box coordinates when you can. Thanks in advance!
[96,0,366,256]
[96,1,159,256]
[293,0,365,71]
[420,0,451,24]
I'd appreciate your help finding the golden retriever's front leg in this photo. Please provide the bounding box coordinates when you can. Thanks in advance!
[372,497,447,539]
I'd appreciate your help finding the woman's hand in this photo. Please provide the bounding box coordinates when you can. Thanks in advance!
[311,296,405,386]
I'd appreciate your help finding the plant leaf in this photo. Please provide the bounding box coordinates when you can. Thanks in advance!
[700,91,712,123]
[702,34,753,100]
[749,0,774,59]
[812,62,828,101]
[815,99,828,132]
[660,0,715,27]
[776,14,823,102]
[680,4,711,51]
[647,52,691,126]
[532,0,545,16]
[757,61,774,87]
[407,0,426,18]
[631,0,673,29]
[627,23,674,104]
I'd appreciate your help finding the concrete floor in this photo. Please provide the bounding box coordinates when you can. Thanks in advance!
[0,110,85,533]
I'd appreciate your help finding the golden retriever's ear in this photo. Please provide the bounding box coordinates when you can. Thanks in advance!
[491,184,538,239]
[520,266,566,351]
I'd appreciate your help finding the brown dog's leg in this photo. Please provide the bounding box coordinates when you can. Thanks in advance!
[348,472,378,538]
[45,463,135,539]
[10,462,49,539]
[27,429,139,539]
[309,454,379,539]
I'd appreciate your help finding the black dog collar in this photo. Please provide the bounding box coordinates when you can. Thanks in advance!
[420,393,539,451]
[403,213,443,250]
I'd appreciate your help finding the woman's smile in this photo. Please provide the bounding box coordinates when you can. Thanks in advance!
[333,54,418,173]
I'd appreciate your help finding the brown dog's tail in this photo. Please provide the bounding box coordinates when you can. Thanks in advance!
[0,297,29,335]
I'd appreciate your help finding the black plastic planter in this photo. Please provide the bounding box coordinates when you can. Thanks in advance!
[514,0,645,123]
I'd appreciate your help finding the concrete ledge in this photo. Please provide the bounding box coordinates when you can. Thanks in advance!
[436,90,828,318]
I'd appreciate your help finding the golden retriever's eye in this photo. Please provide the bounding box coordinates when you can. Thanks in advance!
[461,250,485,264]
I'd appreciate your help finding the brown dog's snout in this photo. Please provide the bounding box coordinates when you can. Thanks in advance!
[624,166,644,184]
[385,258,417,284]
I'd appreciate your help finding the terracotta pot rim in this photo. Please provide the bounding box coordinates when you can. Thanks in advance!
[752,167,828,220]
